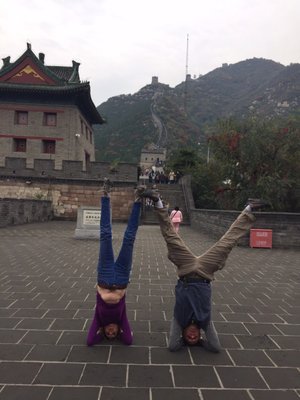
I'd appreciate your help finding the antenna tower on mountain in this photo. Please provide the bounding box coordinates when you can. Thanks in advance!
[184,33,189,112]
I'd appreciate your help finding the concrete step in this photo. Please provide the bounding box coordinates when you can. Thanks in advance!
[141,184,190,225]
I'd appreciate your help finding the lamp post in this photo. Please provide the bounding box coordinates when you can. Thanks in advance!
[207,142,210,164]
[206,137,212,164]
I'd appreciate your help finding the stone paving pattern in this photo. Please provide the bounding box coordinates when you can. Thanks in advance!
[0,220,299,400]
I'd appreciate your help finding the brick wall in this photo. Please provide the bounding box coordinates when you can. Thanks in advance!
[0,157,138,181]
[0,157,139,223]
[0,198,52,227]
[1,172,299,249]
[0,180,137,221]
[190,208,300,249]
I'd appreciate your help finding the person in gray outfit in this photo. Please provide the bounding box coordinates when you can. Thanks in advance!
[141,188,269,352]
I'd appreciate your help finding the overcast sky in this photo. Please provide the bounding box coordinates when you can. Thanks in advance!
[1,0,299,106]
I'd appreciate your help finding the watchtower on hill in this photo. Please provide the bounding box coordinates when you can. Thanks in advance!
[139,143,166,174]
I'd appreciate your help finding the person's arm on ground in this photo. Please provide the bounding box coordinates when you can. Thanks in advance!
[202,320,221,352]
[168,317,184,351]
[86,308,104,346]
[119,307,133,345]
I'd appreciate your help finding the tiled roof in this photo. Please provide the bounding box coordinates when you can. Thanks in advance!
[47,66,74,82]
[0,45,80,84]
[47,61,80,83]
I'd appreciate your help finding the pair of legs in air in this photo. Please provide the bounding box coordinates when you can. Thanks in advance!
[144,189,264,352]
[87,182,142,345]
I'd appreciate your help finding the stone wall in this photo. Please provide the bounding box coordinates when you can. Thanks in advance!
[0,198,52,228]
[181,175,195,210]
[1,171,299,249]
[190,208,300,249]
[0,157,138,182]
[141,183,190,225]
[0,180,136,222]
[0,156,138,222]
[0,179,137,222]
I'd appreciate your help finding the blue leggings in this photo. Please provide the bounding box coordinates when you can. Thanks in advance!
[97,197,141,286]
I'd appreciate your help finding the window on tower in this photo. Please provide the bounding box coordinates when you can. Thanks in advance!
[15,111,28,125]
[13,138,27,152]
[42,140,56,154]
[43,112,57,126]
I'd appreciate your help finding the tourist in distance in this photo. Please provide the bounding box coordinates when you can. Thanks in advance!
[140,187,269,352]
[87,179,145,346]
[170,206,183,233]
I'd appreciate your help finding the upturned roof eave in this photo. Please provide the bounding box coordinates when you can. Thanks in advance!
[0,82,105,125]
[0,81,89,92]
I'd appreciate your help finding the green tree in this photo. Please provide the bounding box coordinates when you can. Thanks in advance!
[166,147,200,174]
[207,116,300,211]
[166,116,299,211]
[166,146,223,209]
[191,160,223,209]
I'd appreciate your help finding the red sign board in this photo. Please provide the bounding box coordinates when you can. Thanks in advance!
[250,229,272,248]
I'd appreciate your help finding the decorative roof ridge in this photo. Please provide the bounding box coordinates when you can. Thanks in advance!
[47,65,73,69]
[0,44,81,85]
[1,56,11,71]
[68,60,80,83]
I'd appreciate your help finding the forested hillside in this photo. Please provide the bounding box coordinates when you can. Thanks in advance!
[94,58,300,163]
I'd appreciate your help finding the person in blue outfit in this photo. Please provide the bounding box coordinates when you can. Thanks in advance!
[87,180,145,346]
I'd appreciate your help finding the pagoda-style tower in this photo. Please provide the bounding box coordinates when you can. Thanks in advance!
[0,43,104,170]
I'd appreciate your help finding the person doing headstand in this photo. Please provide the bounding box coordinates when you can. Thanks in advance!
[87,180,144,346]
[141,187,269,352]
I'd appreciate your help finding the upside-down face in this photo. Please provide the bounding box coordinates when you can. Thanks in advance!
[104,323,119,339]
[183,323,201,345]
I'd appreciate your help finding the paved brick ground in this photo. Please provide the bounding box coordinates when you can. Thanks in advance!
[0,220,299,400]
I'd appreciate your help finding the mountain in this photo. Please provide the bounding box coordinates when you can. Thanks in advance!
[94,58,300,163]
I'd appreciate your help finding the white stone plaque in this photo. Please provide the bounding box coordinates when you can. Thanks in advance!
[83,210,101,226]
[75,206,102,239]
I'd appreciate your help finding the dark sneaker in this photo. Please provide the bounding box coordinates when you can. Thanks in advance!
[247,198,270,211]
[103,178,113,194]
[134,185,147,201]
[141,188,160,203]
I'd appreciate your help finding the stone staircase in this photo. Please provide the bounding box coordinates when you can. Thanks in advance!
[141,183,190,225]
